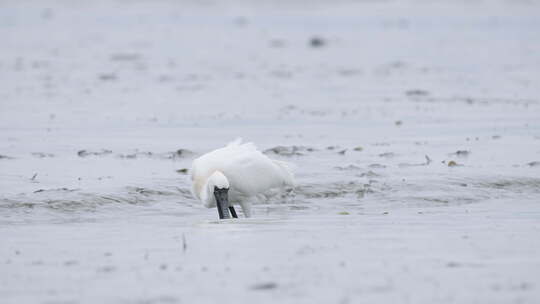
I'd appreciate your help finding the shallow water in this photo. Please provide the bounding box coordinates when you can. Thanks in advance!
[1,0,540,303]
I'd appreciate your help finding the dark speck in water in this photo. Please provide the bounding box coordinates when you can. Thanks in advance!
[250,282,278,290]
[527,161,540,167]
[309,37,325,48]
[176,168,189,174]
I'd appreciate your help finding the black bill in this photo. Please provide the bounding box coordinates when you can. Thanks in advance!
[214,187,232,219]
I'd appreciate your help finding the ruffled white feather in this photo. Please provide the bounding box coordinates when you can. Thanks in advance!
[191,138,295,216]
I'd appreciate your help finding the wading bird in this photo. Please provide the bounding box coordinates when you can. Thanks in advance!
[191,139,294,219]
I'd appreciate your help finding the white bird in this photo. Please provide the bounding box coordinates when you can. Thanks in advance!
[191,139,294,218]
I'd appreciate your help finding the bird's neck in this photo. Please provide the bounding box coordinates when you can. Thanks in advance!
[200,179,213,205]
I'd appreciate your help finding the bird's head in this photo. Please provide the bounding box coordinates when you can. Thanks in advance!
[208,171,232,219]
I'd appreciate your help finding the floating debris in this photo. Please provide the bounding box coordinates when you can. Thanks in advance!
[33,188,78,193]
[117,149,193,160]
[357,170,380,178]
[0,154,14,159]
[395,120,403,126]
[451,150,470,157]
[527,161,540,167]
[335,164,361,171]
[338,211,350,215]
[117,151,153,159]
[176,168,189,174]
[264,146,313,156]
[77,149,112,157]
[447,160,459,167]
[31,152,54,158]
[353,146,363,151]
[172,149,194,158]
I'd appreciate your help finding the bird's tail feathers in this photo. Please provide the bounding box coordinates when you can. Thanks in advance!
[227,138,258,152]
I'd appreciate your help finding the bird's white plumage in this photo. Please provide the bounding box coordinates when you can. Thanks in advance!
[191,138,294,217]
[208,171,229,189]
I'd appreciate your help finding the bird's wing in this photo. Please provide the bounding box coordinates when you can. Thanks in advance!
[190,140,251,199]
[190,139,295,198]
[221,147,294,196]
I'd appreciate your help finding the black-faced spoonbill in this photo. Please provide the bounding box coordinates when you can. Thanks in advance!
[191,139,294,219]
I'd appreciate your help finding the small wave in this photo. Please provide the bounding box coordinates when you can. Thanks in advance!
[0,186,196,213]
[294,181,374,199]
[473,177,540,193]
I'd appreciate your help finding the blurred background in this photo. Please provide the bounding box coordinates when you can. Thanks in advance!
[1,0,539,303]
